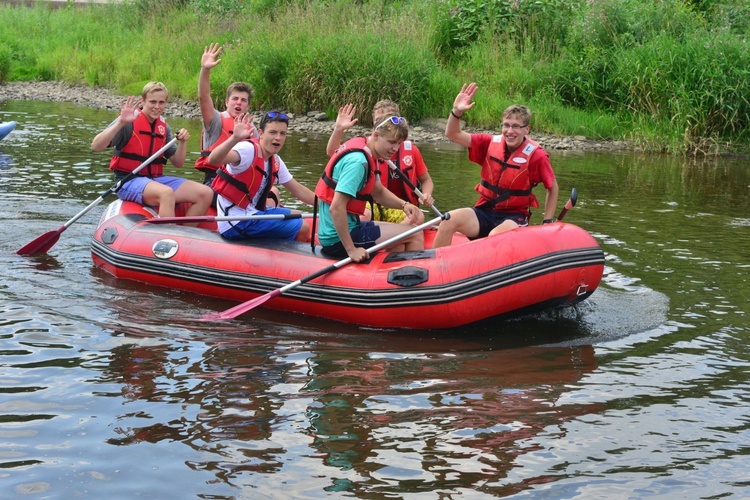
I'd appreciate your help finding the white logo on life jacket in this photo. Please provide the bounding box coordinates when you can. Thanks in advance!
[522,143,536,156]
[402,156,413,166]
[512,157,527,164]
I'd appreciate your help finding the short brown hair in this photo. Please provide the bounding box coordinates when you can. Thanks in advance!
[503,105,531,126]
[225,82,254,101]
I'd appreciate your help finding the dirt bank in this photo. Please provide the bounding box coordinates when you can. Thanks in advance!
[1,80,632,152]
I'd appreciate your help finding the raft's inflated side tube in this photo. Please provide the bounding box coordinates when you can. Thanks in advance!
[91,200,605,329]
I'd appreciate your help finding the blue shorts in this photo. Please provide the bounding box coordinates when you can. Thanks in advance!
[221,207,302,241]
[321,221,381,259]
[473,208,528,239]
[117,175,187,206]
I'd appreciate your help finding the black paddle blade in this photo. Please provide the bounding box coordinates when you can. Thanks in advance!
[16,226,65,255]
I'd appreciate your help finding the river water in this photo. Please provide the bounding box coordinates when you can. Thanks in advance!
[1,100,749,498]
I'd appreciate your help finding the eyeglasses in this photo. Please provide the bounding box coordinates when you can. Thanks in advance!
[501,122,528,130]
[375,116,406,130]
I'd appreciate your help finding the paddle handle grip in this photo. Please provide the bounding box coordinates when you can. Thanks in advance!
[385,159,442,217]
[556,188,578,221]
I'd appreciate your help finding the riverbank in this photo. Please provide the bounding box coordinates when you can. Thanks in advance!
[0,81,632,152]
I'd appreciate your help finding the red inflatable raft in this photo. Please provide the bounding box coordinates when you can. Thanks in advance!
[91,200,605,329]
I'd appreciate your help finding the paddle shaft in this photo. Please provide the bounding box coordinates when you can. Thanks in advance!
[17,138,177,255]
[385,159,442,217]
[202,212,449,321]
[146,212,314,224]
[281,214,444,290]
[556,187,578,221]
[72,138,180,228]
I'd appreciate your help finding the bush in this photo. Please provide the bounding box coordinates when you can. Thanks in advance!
[0,43,11,83]
[431,0,582,60]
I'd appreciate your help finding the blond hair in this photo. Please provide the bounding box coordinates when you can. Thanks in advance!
[141,81,169,100]
[375,114,409,142]
[373,99,400,124]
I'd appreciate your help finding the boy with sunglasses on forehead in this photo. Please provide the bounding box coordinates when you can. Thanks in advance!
[326,100,435,225]
[315,115,425,263]
[207,110,316,242]
[432,82,559,248]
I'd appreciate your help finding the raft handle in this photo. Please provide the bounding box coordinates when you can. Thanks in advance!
[388,266,429,287]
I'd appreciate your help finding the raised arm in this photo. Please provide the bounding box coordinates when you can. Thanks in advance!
[325,103,358,156]
[91,95,140,151]
[199,43,223,127]
[445,82,478,148]
[168,128,190,168]
[207,113,253,166]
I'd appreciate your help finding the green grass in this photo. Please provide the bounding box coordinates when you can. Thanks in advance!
[1,0,748,154]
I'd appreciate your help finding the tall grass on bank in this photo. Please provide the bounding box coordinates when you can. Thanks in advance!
[0,0,748,154]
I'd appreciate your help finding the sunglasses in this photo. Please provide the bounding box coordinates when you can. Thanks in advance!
[260,110,289,129]
[375,116,406,129]
[264,111,289,121]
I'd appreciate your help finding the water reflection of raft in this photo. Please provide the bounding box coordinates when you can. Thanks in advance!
[91,200,605,330]
[0,121,16,140]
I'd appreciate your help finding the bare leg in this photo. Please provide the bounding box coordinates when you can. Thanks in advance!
[375,221,424,252]
[432,207,480,248]
[487,219,519,236]
[142,181,177,218]
[295,221,311,243]
[173,180,213,217]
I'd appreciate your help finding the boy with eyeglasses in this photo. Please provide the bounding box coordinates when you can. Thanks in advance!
[315,115,425,263]
[432,82,559,248]
[325,100,435,225]
[207,111,316,242]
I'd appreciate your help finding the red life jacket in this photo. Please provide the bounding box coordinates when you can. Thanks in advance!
[314,136,377,216]
[211,139,280,210]
[109,112,168,176]
[379,140,420,205]
[475,136,541,212]
[194,111,257,173]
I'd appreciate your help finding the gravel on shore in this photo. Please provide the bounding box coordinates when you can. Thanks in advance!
[1,80,632,152]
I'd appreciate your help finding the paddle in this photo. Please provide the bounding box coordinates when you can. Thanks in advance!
[200,212,449,321]
[146,212,314,225]
[556,188,578,221]
[17,138,178,255]
[385,159,442,217]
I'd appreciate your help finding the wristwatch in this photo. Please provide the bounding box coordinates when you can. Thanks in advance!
[542,219,554,224]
